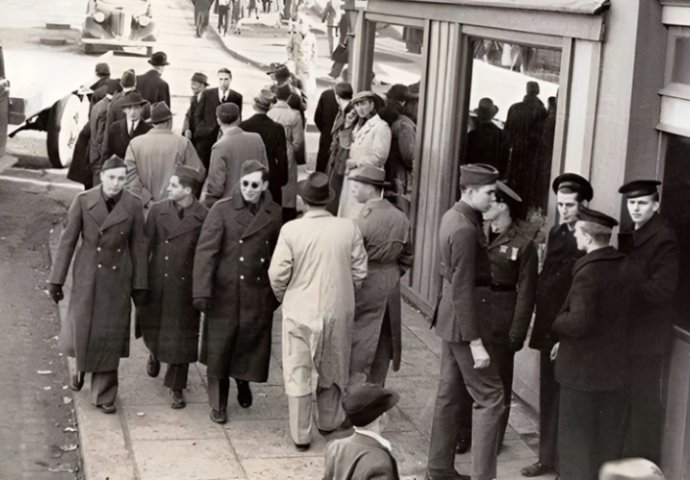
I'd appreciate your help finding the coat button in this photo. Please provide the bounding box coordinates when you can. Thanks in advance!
[164,273,168,278]
[239,240,243,244]
[112,266,117,270]
[97,264,102,268]
[165,256,169,260]
[165,240,169,244]
[117,248,122,253]
[97,247,102,252]
[181,277,185,280]
[256,277,260,281]
[240,275,244,280]
[260,258,265,263]
[239,257,244,262]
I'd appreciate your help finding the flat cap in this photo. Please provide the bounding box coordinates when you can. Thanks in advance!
[102,155,126,171]
[459,163,499,187]
[351,90,379,105]
[618,179,661,199]
[240,159,268,177]
[216,103,240,124]
[343,383,400,427]
[173,165,203,186]
[348,165,389,187]
[599,458,665,480]
[552,173,593,202]
[577,206,618,229]
[95,62,110,76]
[495,180,522,203]
[191,72,209,85]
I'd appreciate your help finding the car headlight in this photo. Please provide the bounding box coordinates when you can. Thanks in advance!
[93,11,106,23]
[138,15,151,27]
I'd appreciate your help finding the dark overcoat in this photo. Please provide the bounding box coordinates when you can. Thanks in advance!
[314,87,339,173]
[136,199,208,364]
[103,118,151,161]
[67,122,93,189]
[324,433,400,480]
[48,188,148,372]
[529,223,583,351]
[193,193,282,381]
[194,87,243,167]
[136,69,171,107]
[465,121,509,175]
[239,113,289,205]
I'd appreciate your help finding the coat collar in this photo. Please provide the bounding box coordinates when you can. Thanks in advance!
[633,213,664,247]
[220,126,243,138]
[354,114,384,136]
[302,209,333,219]
[144,128,173,137]
[159,199,206,240]
[572,245,625,275]
[85,187,131,232]
[487,221,520,249]
[231,193,278,239]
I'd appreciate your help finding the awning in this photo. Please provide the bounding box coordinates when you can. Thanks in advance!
[392,0,610,15]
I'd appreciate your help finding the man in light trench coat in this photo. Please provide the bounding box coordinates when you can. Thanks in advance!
[194,160,283,424]
[269,171,368,450]
[47,156,148,414]
[348,165,413,387]
[136,165,208,409]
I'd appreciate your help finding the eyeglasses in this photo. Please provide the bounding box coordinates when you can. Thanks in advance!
[242,180,261,189]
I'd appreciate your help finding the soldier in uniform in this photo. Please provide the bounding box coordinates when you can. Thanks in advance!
[455,181,538,453]
[618,180,679,464]
[426,164,504,480]
[551,207,631,480]
[348,166,413,388]
[522,173,593,477]
[136,165,208,409]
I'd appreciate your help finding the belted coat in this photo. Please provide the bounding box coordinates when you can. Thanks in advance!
[193,193,282,381]
[48,187,148,372]
[136,198,208,364]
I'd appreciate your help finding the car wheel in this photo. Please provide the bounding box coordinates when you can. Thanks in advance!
[46,94,89,168]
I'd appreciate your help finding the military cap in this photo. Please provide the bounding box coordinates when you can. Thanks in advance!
[576,206,618,229]
[95,62,110,76]
[191,72,209,85]
[173,165,203,187]
[102,155,126,171]
[343,383,400,427]
[552,172,594,202]
[216,103,240,124]
[459,163,499,187]
[618,179,661,199]
[348,165,389,187]
[599,458,665,480]
[240,159,268,177]
[495,180,522,203]
[334,81,353,100]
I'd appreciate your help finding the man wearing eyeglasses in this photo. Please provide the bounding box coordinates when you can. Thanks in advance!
[193,159,283,425]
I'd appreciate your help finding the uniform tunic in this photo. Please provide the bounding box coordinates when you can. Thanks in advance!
[49,187,148,372]
[136,199,208,364]
[193,193,282,382]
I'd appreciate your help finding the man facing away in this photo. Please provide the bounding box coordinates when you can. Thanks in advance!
[551,207,631,480]
[194,160,283,424]
[348,166,413,388]
[47,156,148,414]
[426,164,504,480]
[136,165,208,410]
[201,103,268,208]
[521,172,593,478]
[183,72,209,142]
[324,383,401,480]
[136,51,171,107]
[618,180,679,465]
[269,172,368,451]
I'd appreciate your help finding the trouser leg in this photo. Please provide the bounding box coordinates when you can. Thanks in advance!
[288,394,312,445]
[282,316,315,444]
[456,374,474,442]
[208,377,230,411]
[164,364,189,391]
[539,350,559,468]
[326,172,344,215]
[368,317,393,387]
[91,370,118,406]
[326,26,334,54]
[329,62,345,78]
[493,344,515,445]
[315,384,346,432]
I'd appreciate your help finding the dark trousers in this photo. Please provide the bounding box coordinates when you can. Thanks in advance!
[457,344,514,446]
[282,208,297,223]
[427,340,504,480]
[325,170,345,216]
[164,363,189,391]
[91,370,118,406]
[329,62,346,79]
[558,386,627,480]
[217,5,229,33]
[369,316,393,387]
[623,354,667,465]
[208,377,230,412]
[538,350,559,469]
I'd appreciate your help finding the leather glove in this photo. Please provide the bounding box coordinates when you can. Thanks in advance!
[193,297,210,313]
[131,289,149,307]
[508,337,524,352]
[48,283,64,304]
[469,339,490,369]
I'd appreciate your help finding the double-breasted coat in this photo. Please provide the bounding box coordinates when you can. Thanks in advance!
[136,69,171,107]
[193,193,282,382]
[136,199,208,364]
[49,188,148,372]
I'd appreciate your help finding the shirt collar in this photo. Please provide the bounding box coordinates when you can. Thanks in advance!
[354,428,392,452]
[219,88,229,101]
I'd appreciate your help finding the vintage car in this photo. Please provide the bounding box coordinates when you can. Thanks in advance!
[81,0,157,54]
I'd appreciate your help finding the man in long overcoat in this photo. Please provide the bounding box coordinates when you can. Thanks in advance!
[137,51,171,107]
[269,172,368,450]
[618,180,679,464]
[239,90,289,207]
[47,156,148,413]
[325,82,353,215]
[183,72,209,142]
[136,166,207,409]
[348,166,412,388]
[202,103,267,208]
[193,160,282,424]
[103,92,151,164]
[552,207,631,480]
[314,84,340,173]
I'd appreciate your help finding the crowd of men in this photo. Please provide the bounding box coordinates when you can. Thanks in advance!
[51,51,677,480]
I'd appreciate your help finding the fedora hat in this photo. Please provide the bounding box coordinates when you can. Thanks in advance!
[473,97,499,120]
[148,51,169,67]
[296,172,335,205]
[348,165,389,187]
[343,383,400,427]
[147,102,174,124]
[385,84,412,103]
[120,91,147,108]
[191,72,209,85]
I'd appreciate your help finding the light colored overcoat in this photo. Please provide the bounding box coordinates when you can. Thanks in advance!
[267,101,303,209]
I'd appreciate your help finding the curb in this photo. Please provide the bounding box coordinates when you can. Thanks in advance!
[207,24,274,72]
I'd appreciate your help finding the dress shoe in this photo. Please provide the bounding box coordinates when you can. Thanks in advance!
[146,354,160,378]
[425,471,470,480]
[97,403,117,414]
[455,436,471,454]
[236,379,252,408]
[521,462,553,477]
[210,409,227,424]
[69,371,85,392]
[294,442,310,452]
[170,390,186,409]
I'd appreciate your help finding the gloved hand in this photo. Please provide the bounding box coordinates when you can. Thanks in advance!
[48,283,64,304]
[131,289,149,307]
[469,339,490,369]
[193,297,210,313]
[508,337,524,352]
[550,342,560,362]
